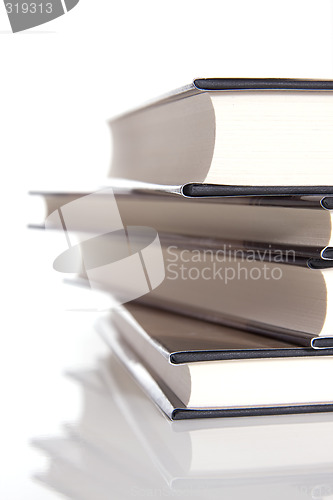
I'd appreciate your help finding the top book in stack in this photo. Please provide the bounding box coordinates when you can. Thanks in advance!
[109,78,333,194]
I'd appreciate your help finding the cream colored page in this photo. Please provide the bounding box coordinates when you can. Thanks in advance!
[207,91,333,186]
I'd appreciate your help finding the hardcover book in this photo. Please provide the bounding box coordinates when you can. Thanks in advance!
[97,304,333,419]
[109,78,333,189]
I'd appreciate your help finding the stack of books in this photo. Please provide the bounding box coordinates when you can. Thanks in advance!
[32,78,333,420]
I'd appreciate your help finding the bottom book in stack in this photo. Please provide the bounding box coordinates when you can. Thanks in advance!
[97,303,333,420]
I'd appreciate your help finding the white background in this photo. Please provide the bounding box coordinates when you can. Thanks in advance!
[1,1,333,498]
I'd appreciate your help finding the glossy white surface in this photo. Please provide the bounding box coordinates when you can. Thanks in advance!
[1,1,333,498]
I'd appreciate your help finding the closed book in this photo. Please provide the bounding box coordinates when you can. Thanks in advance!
[84,232,333,348]
[109,78,333,188]
[30,187,333,260]
[97,304,333,419]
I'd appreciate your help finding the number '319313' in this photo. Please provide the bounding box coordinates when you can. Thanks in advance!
[5,3,53,14]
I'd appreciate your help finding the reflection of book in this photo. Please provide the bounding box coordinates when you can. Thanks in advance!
[34,443,161,500]
[35,460,112,500]
[34,456,333,500]
[33,363,333,499]
[64,368,152,473]
[32,369,163,499]
[98,308,333,418]
[33,435,150,491]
